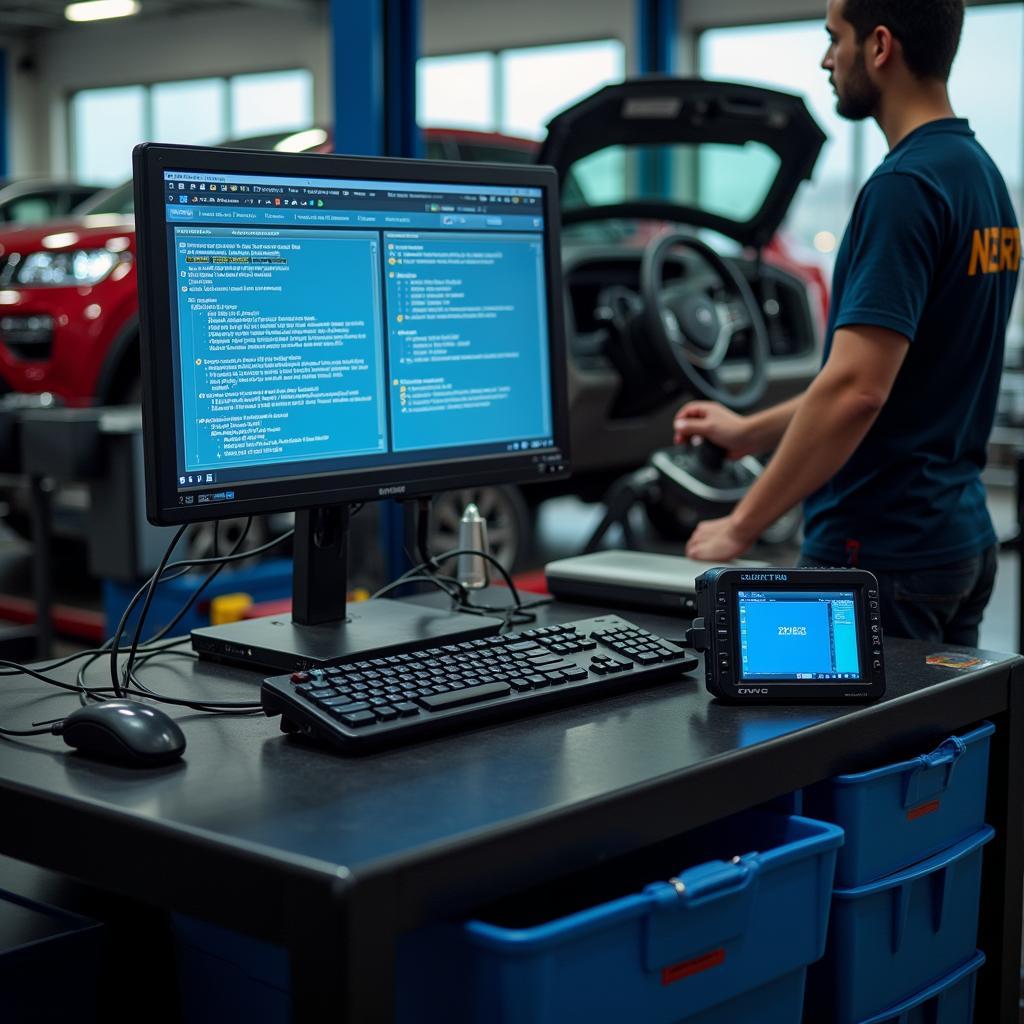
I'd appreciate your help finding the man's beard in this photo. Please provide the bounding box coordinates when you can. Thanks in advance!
[835,49,880,121]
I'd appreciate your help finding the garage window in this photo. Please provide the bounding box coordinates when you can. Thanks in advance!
[71,69,313,186]
[418,39,624,140]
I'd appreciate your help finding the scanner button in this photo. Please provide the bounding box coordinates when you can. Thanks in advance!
[873,660,882,670]
[715,611,729,626]
[868,589,878,599]
[290,671,312,684]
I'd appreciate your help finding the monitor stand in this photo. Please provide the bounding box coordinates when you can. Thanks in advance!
[191,504,503,674]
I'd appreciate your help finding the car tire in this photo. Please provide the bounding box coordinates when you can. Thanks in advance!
[428,485,532,574]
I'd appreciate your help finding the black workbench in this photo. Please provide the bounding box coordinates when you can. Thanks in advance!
[0,600,1020,1022]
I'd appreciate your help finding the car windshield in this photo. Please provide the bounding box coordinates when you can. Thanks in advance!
[564,141,782,223]
[75,181,134,216]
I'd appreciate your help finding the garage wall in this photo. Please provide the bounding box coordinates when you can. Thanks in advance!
[421,0,634,60]
[681,0,1012,29]
[14,0,1017,177]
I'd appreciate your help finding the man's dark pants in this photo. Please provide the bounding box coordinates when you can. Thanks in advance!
[802,546,997,646]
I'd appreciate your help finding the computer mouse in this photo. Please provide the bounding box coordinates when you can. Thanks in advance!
[60,700,186,767]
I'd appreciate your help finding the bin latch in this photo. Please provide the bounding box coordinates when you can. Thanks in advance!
[642,857,760,975]
[903,735,966,809]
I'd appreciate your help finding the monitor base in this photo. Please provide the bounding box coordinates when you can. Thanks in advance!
[191,598,504,674]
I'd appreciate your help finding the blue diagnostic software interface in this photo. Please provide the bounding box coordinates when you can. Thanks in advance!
[161,168,553,497]
[737,591,861,681]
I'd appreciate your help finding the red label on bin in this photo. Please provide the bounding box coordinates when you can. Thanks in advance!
[907,798,941,821]
[661,948,726,986]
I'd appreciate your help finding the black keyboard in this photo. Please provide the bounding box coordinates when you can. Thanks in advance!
[261,614,699,752]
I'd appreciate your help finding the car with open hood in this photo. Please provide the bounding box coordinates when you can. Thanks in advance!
[0,84,827,566]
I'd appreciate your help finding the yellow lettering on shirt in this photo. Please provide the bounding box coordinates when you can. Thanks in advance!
[969,226,1021,276]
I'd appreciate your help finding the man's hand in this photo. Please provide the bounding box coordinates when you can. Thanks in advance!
[673,401,751,458]
[685,514,756,562]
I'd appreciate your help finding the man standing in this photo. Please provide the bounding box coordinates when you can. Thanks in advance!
[674,0,1021,643]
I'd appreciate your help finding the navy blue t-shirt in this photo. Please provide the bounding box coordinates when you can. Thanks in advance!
[802,119,1020,570]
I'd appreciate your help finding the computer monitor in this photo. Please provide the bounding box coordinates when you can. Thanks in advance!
[133,142,570,672]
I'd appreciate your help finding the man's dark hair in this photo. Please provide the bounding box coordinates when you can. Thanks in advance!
[841,0,965,81]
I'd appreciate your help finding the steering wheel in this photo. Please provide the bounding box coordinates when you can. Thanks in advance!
[640,231,770,411]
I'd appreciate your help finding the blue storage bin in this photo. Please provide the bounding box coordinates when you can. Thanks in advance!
[855,951,984,1024]
[397,812,843,1024]
[804,722,994,888]
[0,887,103,1023]
[806,826,993,1024]
[172,913,290,1024]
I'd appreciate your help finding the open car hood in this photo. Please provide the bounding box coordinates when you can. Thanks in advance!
[538,77,826,248]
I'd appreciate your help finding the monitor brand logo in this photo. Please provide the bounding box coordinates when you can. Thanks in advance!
[740,573,788,582]
[378,485,406,496]
[738,688,769,695]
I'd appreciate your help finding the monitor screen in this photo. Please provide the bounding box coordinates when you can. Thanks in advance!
[736,589,862,682]
[134,144,569,524]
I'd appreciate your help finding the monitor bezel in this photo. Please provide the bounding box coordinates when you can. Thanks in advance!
[134,142,571,526]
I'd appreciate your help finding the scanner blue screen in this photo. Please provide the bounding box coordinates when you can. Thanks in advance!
[737,590,861,681]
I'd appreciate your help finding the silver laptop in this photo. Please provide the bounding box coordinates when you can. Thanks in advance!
[544,550,769,617]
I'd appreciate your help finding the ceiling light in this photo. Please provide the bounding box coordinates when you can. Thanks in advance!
[65,0,141,23]
[274,129,329,153]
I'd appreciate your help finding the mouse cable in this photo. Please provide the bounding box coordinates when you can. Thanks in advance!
[109,519,296,697]
[117,518,247,697]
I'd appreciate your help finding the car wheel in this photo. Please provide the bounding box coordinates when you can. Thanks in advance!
[428,485,531,573]
[185,515,270,563]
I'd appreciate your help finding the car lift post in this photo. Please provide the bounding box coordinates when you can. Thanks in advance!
[330,0,420,583]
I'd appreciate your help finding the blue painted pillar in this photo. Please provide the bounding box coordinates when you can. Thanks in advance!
[329,0,421,159]
[329,0,420,578]
[0,50,8,178]
[637,0,677,76]
[636,0,677,197]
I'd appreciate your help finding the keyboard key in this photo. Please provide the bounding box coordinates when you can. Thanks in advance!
[328,701,371,715]
[509,679,533,692]
[394,702,420,717]
[564,667,588,681]
[308,688,338,700]
[340,710,377,728]
[508,640,540,652]
[417,682,511,711]
[636,651,660,664]
[374,706,399,721]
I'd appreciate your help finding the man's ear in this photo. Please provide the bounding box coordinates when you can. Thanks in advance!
[869,25,897,70]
